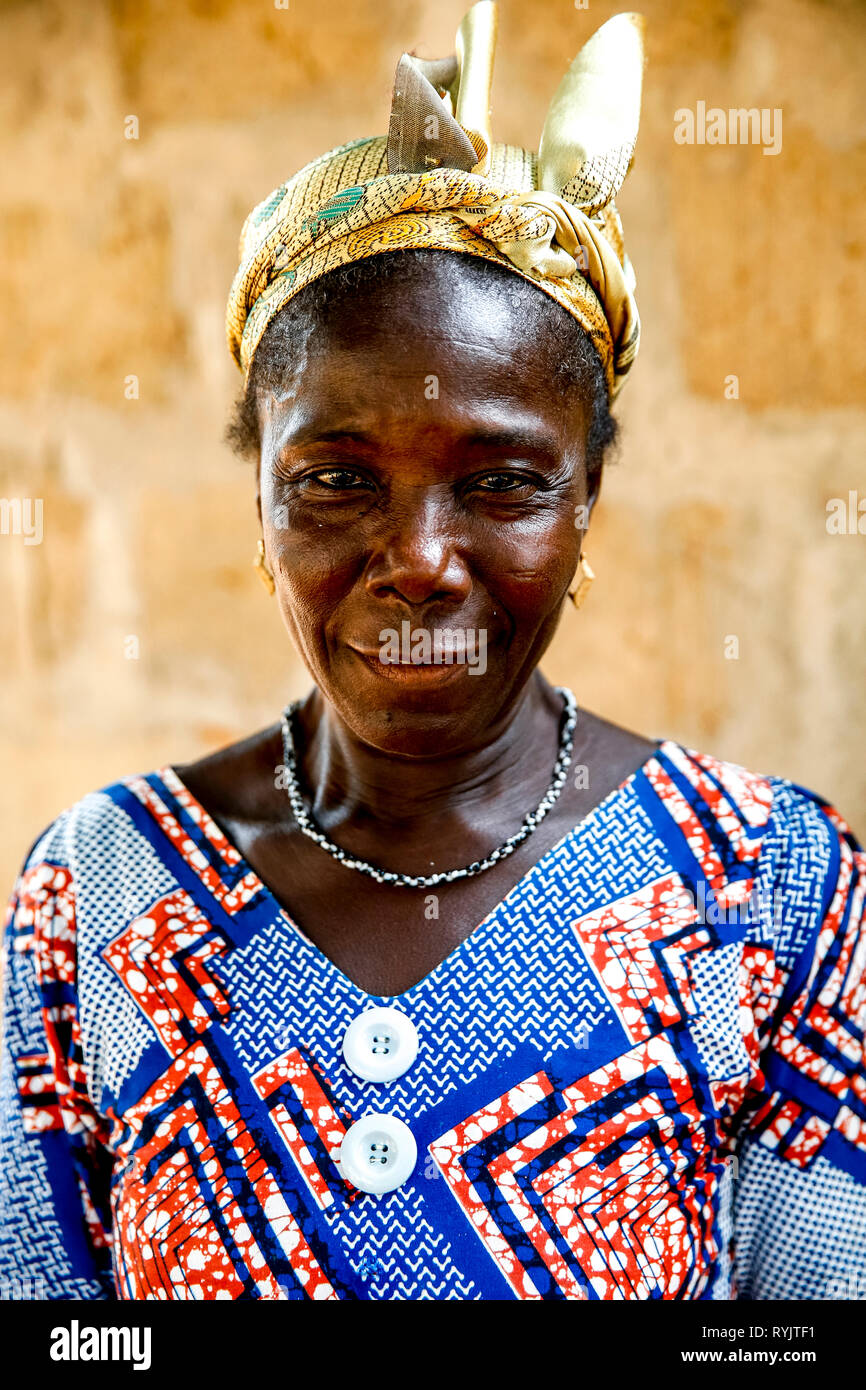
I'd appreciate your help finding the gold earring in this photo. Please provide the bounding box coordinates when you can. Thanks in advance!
[254,538,275,596]
[568,553,595,609]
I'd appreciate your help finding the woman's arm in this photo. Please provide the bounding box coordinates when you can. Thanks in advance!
[0,820,115,1300]
[731,781,866,1299]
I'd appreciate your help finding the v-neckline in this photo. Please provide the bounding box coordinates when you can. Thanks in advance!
[163,737,669,1006]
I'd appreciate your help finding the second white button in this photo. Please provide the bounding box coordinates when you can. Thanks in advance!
[338,1113,417,1194]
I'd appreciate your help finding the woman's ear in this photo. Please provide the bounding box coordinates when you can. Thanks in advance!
[586,465,603,517]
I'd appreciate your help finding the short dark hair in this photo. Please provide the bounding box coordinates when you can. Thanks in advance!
[226,248,619,493]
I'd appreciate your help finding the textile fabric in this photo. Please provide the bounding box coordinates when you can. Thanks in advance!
[2,733,865,1300]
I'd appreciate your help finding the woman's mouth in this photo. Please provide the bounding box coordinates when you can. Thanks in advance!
[348,647,473,685]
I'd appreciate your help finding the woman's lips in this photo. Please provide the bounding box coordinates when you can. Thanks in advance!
[349,647,470,685]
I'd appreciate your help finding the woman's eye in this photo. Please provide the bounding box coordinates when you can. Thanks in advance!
[472,472,538,494]
[303,468,370,491]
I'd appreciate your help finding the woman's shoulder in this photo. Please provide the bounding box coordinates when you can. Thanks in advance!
[657,736,861,850]
[12,718,284,888]
[646,739,863,958]
[575,711,858,862]
[10,763,200,895]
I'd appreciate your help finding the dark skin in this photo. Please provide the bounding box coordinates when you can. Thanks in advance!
[177,257,656,996]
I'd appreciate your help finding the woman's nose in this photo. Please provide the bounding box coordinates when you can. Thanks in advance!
[363,503,471,606]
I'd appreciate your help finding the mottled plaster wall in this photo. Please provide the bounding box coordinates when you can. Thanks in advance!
[1,0,864,889]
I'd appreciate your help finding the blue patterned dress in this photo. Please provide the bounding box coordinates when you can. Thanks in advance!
[2,732,865,1300]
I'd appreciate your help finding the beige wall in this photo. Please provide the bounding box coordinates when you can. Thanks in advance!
[1,0,865,891]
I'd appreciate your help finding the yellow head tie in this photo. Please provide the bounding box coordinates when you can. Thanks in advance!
[226,4,645,401]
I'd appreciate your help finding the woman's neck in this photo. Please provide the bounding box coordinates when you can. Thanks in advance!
[296,675,566,833]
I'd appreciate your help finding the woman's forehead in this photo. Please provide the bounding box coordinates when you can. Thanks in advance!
[260,329,584,457]
[259,255,575,401]
[248,251,598,471]
[265,382,573,458]
[295,251,561,343]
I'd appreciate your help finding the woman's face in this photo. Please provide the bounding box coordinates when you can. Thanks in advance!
[257,255,596,757]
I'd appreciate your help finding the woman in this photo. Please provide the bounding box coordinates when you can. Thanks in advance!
[2,5,864,1301]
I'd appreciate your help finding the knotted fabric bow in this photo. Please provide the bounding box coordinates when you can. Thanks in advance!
[226,4,645,400]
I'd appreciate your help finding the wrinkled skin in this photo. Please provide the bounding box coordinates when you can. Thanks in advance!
[177,256,655,995]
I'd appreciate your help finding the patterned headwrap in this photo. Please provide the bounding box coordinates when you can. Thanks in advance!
[226,4,645,400]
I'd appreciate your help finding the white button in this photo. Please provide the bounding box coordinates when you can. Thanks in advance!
[342,1006,419,1082]
[338,1113,417,1194]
